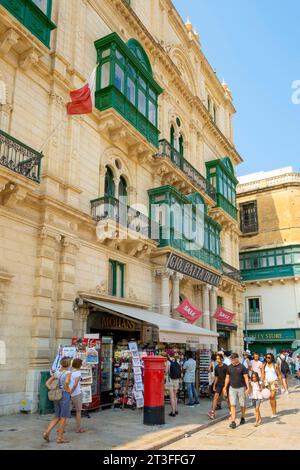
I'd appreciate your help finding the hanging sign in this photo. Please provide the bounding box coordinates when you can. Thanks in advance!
[214,307,235,324]
[167,253,222,287]
[176,299,203,324]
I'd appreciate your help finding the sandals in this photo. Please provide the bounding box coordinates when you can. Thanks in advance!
[57,438,70,444]
[43,432,50,443]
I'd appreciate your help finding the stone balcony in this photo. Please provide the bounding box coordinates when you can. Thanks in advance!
[152,139,216,206]
[0,129,42,205]
[90,195,157,258]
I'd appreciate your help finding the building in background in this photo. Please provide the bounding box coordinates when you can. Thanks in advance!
[0,0,243,415]
[237,167,300,355]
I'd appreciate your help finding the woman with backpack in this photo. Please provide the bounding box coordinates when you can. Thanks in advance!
[167,353,182,417]
[277,351,290,394]
[261,353,284,418]
[43,357,72,444]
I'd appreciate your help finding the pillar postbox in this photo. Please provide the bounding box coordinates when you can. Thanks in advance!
[143,356,166,425]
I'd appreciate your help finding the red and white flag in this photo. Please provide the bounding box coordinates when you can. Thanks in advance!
[176,299,203,325]
[214,307,235,325]
[66,65,97,115]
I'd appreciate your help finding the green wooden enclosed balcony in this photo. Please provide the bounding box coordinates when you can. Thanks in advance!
[0,129,42,183]
[148,186,222,272]
[94,33,163,148]
[206,157,238,220]
[0,0,56,48]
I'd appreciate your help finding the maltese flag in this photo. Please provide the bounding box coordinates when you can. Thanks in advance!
[67,65,97,115]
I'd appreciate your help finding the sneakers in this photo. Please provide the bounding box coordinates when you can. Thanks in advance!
[229,421,237,429]
[240,417,246,425]
[186,403,195,407]
[169,412,176,417]
[175,411,179,415]
[208,410,215,420]
[271,414,278,418]
[194,402,200,406]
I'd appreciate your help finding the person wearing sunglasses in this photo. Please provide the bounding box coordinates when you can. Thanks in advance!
[261,353,284,418]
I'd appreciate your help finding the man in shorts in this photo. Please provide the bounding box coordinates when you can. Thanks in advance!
[223,353,250,429]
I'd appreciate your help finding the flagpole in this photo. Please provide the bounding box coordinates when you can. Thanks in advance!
[38,117,67,153]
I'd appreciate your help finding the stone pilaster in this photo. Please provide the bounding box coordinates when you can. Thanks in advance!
[55,236,80,348]
[210,286,218,333]
[202,285,211,349]
[30,228,61,368]
[194,284,203,327]
[171,272,183,319]
[155,268,173,316]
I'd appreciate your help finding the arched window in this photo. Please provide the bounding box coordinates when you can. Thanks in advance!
[118,176,128,199]
[170,125,175,148]
[104,166,115,198]
[179,134,184,157]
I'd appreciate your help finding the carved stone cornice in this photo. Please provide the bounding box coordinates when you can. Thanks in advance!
[237,172,300,195]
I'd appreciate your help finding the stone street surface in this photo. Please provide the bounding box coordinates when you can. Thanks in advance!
[163,383,300,451]
[0,381,298,450]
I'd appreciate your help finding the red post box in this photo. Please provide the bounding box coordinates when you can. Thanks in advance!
[143,356,166,425]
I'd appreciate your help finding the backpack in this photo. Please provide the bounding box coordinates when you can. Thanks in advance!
[169,361,182,379]
[280,358,290,374]
[47,372,66,401]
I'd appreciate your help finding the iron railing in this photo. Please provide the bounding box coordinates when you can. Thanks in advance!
[222,261,241,281]
[154,139,216,201]
[0,129,42,183]
[91,196,155,238]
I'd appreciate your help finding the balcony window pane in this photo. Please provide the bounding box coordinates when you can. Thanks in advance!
[149,88,157,101]
[138,89,146,116]
[116,50,125,64]
[127,64,137,78]
[115,64,124,92]
[127,77,136,104]
[32,0,48,14]
[268,257,275,267]
[101,62,110,89]
[261,257,267,267]
[295,253,300,263]
[148,100,157,125]
[276,256,283,265]
[285,254,292,264]
[139,77,146,89]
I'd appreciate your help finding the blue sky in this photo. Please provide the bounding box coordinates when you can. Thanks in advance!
[173,0,300,176]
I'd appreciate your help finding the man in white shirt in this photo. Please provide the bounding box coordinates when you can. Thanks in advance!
[223,351,231,366]
[249,351,263,378]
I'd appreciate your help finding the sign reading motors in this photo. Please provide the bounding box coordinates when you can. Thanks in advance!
[167,253,222,287]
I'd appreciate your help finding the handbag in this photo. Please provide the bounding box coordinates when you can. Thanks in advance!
[47,372,65,401]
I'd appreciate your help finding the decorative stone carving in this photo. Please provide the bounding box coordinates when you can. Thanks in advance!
[95,281,107,295]
[0,29,20,56]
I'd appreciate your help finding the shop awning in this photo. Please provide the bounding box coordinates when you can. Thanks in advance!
[84,299,218,347]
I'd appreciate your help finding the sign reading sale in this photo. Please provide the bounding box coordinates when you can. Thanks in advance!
[214,307,235,324]
[176,299,203,324]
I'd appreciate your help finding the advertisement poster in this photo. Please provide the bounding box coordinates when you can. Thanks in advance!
[86,348,99,365]
[81,385,92,404]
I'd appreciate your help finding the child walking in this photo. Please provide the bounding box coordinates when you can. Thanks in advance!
[250,371,263,427]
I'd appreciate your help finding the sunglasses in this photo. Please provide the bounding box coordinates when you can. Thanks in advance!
[266,356,272,359]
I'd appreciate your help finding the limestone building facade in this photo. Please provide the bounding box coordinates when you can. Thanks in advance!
[0,0,243,415]
[238,167,300,355]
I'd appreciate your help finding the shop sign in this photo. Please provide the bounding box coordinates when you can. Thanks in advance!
[249,330,296,342]
[214,307,235,324]
[99,314,138,331]
[167,253,222,287]
[176,299,203,324]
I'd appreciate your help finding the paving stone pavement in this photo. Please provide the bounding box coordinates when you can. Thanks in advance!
[163,383,300,451]
[1,381,299,450]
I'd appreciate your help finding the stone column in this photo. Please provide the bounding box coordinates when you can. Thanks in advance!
[202,285,211,330]
[194,284,203,327]
[55,236,80,349]
[156,269,172,316]
[171,272,183,319]
[210,287,218,333]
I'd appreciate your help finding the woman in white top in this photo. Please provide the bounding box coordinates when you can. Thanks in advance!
[261,353,283,418]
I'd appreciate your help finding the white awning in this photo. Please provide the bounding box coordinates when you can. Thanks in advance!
[84,299,218,347]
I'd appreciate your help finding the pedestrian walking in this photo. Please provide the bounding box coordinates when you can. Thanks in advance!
[242,351,251,370]
[223,353,250,429]
[166,353,181,417]
[295,355,300,379]
[261,353,284,418]
[277,351,290,394]
[183,351,199,407]
[250,352,263,379]
[69,358,85,433]
[43,357,72,444]
[208,353,230,420]
[249,371,263,427]
[208,354,217,398]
